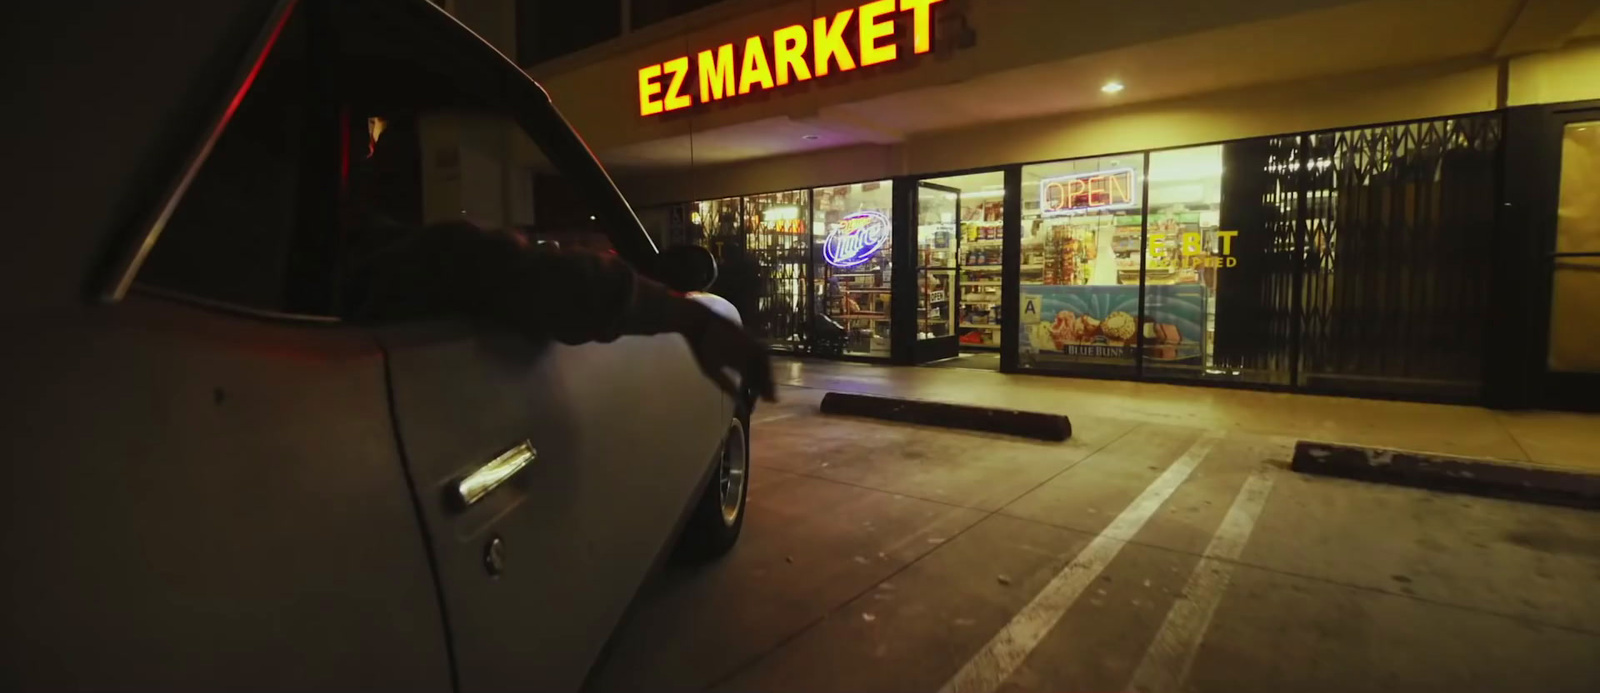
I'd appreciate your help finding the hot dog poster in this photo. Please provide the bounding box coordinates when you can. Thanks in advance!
[1020,285,1207,361]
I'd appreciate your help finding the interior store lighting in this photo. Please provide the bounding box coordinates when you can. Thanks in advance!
[1101,80,1125,94]
[762,205,801,221]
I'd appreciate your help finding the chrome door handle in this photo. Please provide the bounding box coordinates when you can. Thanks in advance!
[453,440,536,509]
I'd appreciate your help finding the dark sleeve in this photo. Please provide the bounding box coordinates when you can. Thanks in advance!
[399,221,709,345]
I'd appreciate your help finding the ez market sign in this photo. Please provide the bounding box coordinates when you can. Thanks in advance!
[638,0,944,117]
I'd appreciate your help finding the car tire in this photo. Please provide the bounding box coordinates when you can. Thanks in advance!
[677,409,749,562]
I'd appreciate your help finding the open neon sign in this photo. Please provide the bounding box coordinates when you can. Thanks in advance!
[1039,168,1139,216]
[637,0,945,117]
[823,211,891,268]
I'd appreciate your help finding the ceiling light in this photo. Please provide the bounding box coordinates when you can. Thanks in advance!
[1101,81,1125,94]
[802,134,820,141]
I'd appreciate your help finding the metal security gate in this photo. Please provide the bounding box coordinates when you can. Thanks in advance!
[1205,114,1503,401]
[1296,116,1501,399]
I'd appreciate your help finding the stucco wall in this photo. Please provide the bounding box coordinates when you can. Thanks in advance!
[1508,38,1600,106]
[616,57,1502,205]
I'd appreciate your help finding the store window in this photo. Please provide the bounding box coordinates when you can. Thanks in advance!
[1142,145,1225,379]
[741,190,811,351]
[1017,155,1146,375]
[696,196,742,256]
[812,180,894,358]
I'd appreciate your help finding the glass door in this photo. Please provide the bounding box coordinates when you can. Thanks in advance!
[1543,116,1600,408]
[913,182,961,363]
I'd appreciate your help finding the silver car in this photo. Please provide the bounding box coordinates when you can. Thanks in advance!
[0,0,752,690]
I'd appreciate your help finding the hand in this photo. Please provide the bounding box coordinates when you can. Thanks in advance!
[681,302,778,404]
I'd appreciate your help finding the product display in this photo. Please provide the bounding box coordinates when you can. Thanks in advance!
[743,190,810,350]
[957,195,1008,349]
[814,182,894,357]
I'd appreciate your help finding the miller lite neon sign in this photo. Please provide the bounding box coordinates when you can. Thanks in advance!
[823,211,891,268]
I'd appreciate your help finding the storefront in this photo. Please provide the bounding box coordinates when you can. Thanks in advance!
[529,0,1600,410]
[645,181,898,359]
[637,109,1582,407]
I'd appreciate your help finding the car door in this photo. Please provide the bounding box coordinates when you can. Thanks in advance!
[332,5,732,690]
[378,323,726,692]
[1,3,452,690]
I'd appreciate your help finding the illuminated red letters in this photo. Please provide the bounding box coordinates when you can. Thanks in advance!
[1040,168,1139,216]
[638,0,945,116]
[698,43,736,102]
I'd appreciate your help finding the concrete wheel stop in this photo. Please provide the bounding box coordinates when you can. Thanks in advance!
[819,391,1072,442]
[1291,440,1600,510]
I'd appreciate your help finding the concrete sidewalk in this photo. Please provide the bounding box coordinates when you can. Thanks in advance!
[772,357,1600,475]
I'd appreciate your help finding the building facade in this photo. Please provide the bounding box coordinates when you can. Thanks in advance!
[454,0,1600,411]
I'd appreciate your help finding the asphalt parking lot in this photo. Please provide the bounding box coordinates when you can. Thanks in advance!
[585,385,1600,693]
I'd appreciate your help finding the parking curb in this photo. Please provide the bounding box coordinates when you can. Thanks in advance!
[1291,440,1600,510]
[818,392,1072,442]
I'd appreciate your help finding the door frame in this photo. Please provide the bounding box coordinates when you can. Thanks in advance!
[909,181,963,364]
[1503,100,1600,411]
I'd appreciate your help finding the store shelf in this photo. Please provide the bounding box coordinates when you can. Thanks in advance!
[961,264,1043,271]
[960,323,1003,330]
[841,288,892,293]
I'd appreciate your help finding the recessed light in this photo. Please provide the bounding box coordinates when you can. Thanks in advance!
[802,134,820,141]
[1101,81,1125,94]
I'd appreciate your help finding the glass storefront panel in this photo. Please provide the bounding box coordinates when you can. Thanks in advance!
[741,190,811,351]
[812,180,894,358]
[1142,145,1225,379]
[1017,155,1145,376]
[695,196,742,255]
[1548,120,1600,373]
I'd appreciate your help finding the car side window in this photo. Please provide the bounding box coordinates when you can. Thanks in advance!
[336,61,607,320]
[136,1,630,320]
[135,9,329,315]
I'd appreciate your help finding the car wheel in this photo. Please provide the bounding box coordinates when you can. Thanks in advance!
[678,411,748,561]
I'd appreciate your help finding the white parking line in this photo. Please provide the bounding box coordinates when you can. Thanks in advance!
[753,412,799,425]
[1126,468,1277,693]
[937,432,1224,693]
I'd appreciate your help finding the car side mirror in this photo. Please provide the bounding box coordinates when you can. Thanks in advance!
[654,245,719,293]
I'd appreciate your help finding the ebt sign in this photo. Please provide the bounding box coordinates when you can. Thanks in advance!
[638,0,944,117]
[823,211,891,267]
